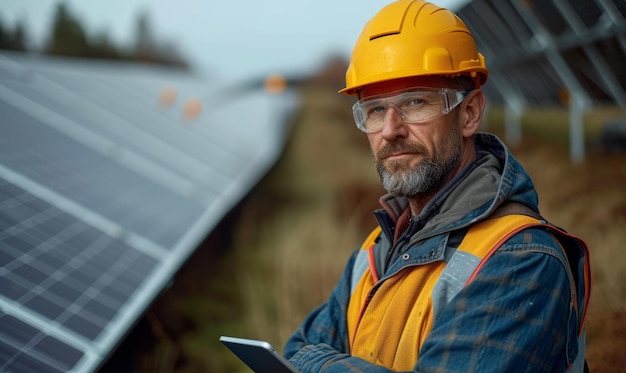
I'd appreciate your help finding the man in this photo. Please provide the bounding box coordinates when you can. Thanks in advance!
[284,0,591,372]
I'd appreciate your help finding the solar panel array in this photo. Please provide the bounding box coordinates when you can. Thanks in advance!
[457,0,626,108]
[452,0,626,161]
[0,51,299,372]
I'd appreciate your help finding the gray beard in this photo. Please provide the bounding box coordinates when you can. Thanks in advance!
[376,145,461,197]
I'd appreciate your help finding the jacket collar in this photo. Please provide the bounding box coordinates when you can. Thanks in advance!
[376,132,540,243]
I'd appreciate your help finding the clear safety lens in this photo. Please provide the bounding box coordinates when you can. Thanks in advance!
[352,87,472,133]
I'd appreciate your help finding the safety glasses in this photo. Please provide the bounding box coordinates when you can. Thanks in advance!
[352,87,472,133]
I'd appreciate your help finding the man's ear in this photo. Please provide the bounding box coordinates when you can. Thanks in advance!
[461,90,486,137]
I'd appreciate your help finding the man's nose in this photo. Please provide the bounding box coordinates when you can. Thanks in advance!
[381,107,408,140]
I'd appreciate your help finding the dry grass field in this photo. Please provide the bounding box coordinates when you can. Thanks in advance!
[101,83,626,373]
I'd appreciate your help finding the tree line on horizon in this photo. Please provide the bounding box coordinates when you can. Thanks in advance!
[0,3,188,68]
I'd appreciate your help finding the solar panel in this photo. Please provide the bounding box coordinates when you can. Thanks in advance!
[0,309,83,373]
[457,0,626,161]
[459,0,626,108]
[0,51,299,372]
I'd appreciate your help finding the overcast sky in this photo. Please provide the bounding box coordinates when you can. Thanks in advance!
[1,0,467,82]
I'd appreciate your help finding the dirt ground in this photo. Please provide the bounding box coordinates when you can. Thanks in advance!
[585,307,626,372]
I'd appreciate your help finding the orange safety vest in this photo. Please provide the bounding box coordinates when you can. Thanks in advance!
[346,214,591,371]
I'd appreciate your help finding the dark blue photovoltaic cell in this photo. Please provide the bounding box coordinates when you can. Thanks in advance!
[0,177,159,341]
[0,312,83,372]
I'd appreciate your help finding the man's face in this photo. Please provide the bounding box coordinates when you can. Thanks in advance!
[360,77,466,197]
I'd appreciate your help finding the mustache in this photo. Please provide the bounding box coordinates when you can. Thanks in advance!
[376,141,428,160]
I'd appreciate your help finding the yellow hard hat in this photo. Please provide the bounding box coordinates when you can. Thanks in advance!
[340,0,488,95]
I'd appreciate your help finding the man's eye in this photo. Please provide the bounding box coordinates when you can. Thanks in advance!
[369,106,386,115]
[406,98,425,107]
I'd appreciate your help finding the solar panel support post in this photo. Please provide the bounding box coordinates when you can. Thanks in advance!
[481,101,491,131]
[504,100,523,148]
[569,97,587,163]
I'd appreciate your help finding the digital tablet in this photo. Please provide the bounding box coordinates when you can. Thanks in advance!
[219,336,299,373]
